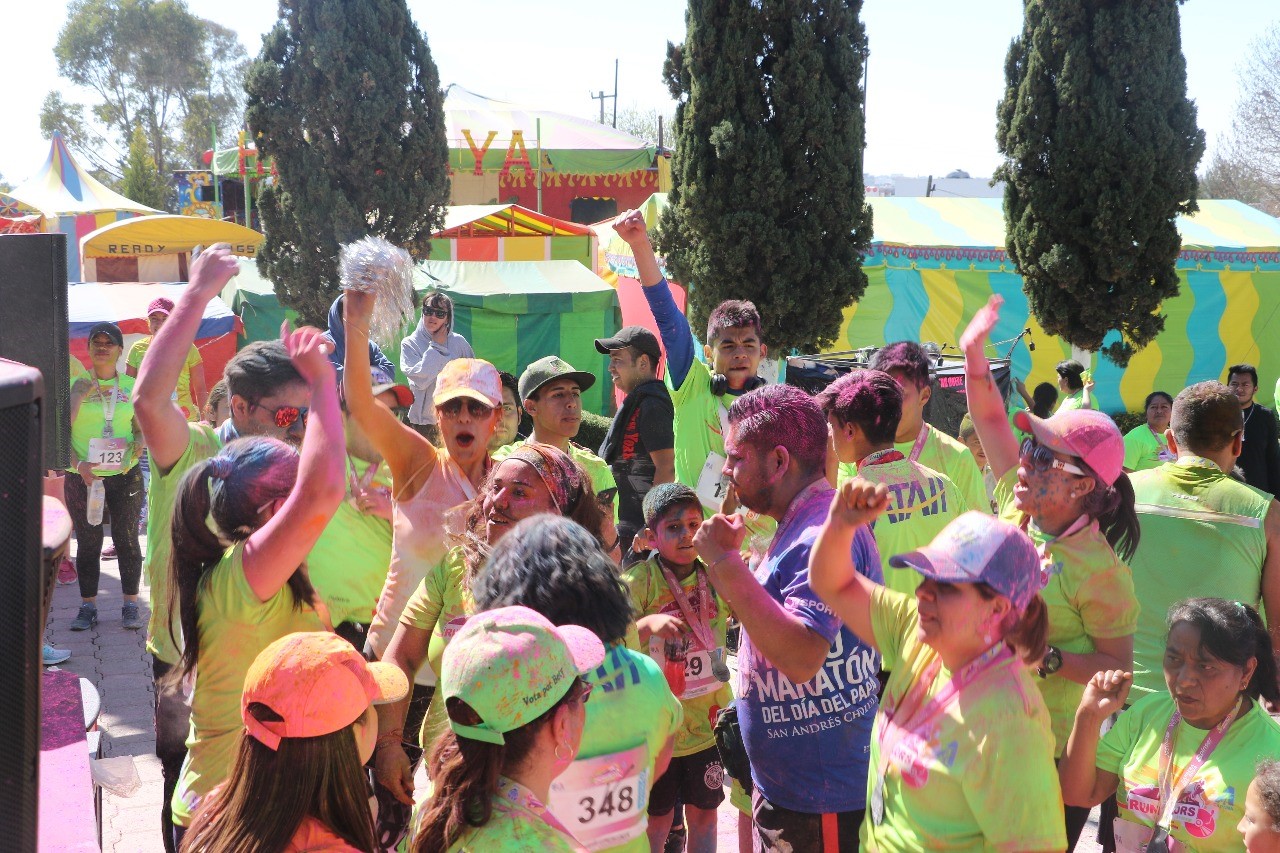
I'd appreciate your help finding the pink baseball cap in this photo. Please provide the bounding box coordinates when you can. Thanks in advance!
[890,512,1042,612]
[147,296,175,317]
[433,358,503,409]
[242,632,408,751]
[1013,408,1124,486]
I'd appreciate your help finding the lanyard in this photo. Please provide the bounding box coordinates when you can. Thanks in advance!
[1147,698,1242,841]
[769,480,833,557]
[858,448,906,472]
[908,424,930,462]
[658,561,716,652]
[1022,513,1091,587]
[872,643,1014,822]
[499,777,581,843]
[346,453,379,496]
[97,375,120,436]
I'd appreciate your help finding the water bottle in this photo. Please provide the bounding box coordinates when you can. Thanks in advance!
[87,480,105,526]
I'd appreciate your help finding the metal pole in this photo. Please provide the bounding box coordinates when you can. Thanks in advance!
[211,122,221,211]
[536,118,543,213]
[612,59,619,128]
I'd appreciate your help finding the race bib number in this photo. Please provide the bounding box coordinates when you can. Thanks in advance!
[440,614,468,641]
[549,744,650,850]
[649,637,724,699]
[696,452,731,512]
[88,437,129,471]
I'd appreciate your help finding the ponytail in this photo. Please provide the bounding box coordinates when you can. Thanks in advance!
[1082,469,1140,562]
[977,583,1049,666]
[168,460,227,682]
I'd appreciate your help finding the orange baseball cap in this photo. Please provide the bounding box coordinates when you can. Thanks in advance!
[242,632,408,751]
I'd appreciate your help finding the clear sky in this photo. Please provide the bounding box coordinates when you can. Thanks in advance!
[3,0,1276,185]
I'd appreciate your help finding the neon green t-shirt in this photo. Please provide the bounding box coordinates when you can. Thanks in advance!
[864,586,1066,852]
[549,643,682,853]
[622,556,726,756]
[68,372,140,476]
[1128,459,1270,699]
[838,456,967,596]
[843,425,988,521]
[306,456,394,626]
[1057,390,1086,412]
[1098,691,1280,852]
[449,777,587,852]
[1123,425,1174,473]
[171,544,326,826]
[399,548,476,748]
[127,337,202,420]
[995,469,1140,754]
[144,422,223,665]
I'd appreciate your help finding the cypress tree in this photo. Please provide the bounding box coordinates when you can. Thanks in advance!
[659,0,872,354]
[245,0,449,325]
[121,125,169,211]
[995,0,1205,366]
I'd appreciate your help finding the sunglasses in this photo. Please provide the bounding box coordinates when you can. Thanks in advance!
[423,308,450,319]
[567,680,594,707]
[1019,438,1086,477]
[261,404,309,429]
[439,398,494,419]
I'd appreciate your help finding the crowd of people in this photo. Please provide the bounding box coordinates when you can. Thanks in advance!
[42,210,1280,853]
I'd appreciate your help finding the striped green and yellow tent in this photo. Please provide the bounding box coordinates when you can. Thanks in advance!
[423,260,622,415]
[834,198,1280,412]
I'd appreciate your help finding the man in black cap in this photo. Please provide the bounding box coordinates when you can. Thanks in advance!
[596,326,675,555]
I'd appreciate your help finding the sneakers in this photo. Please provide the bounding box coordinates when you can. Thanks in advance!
[57,558,78,585]
[70,602,98,631]
[42,644,71,666]
[102,542,118,559]
[121,602,143,630]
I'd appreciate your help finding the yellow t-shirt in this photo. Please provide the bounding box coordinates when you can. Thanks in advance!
[995,468,1140,754]
[399,548,476,747]
[171,544,326,826]
[864,586,1066,852]
[306,456,394,626]
[127,338,203,420]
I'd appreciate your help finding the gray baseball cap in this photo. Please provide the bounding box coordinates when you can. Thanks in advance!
[518,356,597,401]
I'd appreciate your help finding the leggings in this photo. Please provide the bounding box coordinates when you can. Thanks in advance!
[64,465,144,599]
[153,659,192,853]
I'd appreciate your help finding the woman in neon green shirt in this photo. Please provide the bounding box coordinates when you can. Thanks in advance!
[165,324,347,842]
[961,296,1141,850]
[811,489,1066,852]
[1060,598,1280,852]
[1122,392,1175,472]
[477,514,683,853]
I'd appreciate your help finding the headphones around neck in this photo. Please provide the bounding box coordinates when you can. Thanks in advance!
[710,373,767,397]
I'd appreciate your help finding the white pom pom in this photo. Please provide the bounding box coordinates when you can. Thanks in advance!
[338,236,416,348]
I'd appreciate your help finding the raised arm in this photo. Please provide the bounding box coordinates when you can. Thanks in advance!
[613,210,695,388]
[241,324,346,603]
[1058,670,1127,807]
[809,478,890,650]
[345,290,437,490]
[134,246,239,471]
[960,296,1021,480]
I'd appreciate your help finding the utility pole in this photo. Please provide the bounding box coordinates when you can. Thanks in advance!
[592,59,619,127]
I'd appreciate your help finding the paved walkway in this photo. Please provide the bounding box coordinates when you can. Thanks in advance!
[47,532,1101,852]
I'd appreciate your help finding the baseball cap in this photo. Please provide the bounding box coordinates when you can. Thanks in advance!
[242,632,408,751]
[432,358,503,408]
[146,296,175,317]
[518,356,596,401]
[1013,408,1124,486]
[373,381,413,409]
[441,605,604,746]
[889,512,1041,612]
[595,326,662,364]
[87,322,124,348]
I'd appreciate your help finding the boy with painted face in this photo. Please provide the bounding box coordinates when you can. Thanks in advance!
[624,483,731,853]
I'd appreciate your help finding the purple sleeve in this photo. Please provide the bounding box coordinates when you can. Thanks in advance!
[641,278,695,389]
[778,527,880,645]
[853,524,883,585]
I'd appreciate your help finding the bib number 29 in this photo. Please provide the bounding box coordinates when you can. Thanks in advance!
[578,784,636,824]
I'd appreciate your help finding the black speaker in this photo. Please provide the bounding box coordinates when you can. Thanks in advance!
[0,233,70,470]
[0,359,45,850]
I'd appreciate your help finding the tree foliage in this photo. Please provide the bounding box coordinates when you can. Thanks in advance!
[1206,23,1280,216]
[657,0,873,354]
[42,0,249,176]
[995,0,1205,367]
[245,0,450,326]
[121,125,170,210]
[613,103,675,147]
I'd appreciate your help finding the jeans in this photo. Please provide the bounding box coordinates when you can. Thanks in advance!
[152,659,192,853]
[64,465,144,599]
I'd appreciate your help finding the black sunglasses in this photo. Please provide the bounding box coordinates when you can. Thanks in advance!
[423,307,449,319]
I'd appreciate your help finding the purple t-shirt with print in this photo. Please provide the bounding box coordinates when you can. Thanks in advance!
[737,481,882,814]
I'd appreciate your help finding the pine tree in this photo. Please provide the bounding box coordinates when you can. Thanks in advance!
[120,124,169,210]
[245,0,449,325]
[995,0,1205,366]
[658,0,872,354]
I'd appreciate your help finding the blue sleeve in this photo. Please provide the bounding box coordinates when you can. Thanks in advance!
[853,525,883,585]
[777,544,843,645]
[369,342,395,381]
[641,278,695,389]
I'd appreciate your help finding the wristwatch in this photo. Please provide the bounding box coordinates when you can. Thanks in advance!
[1038,645,1063,679]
